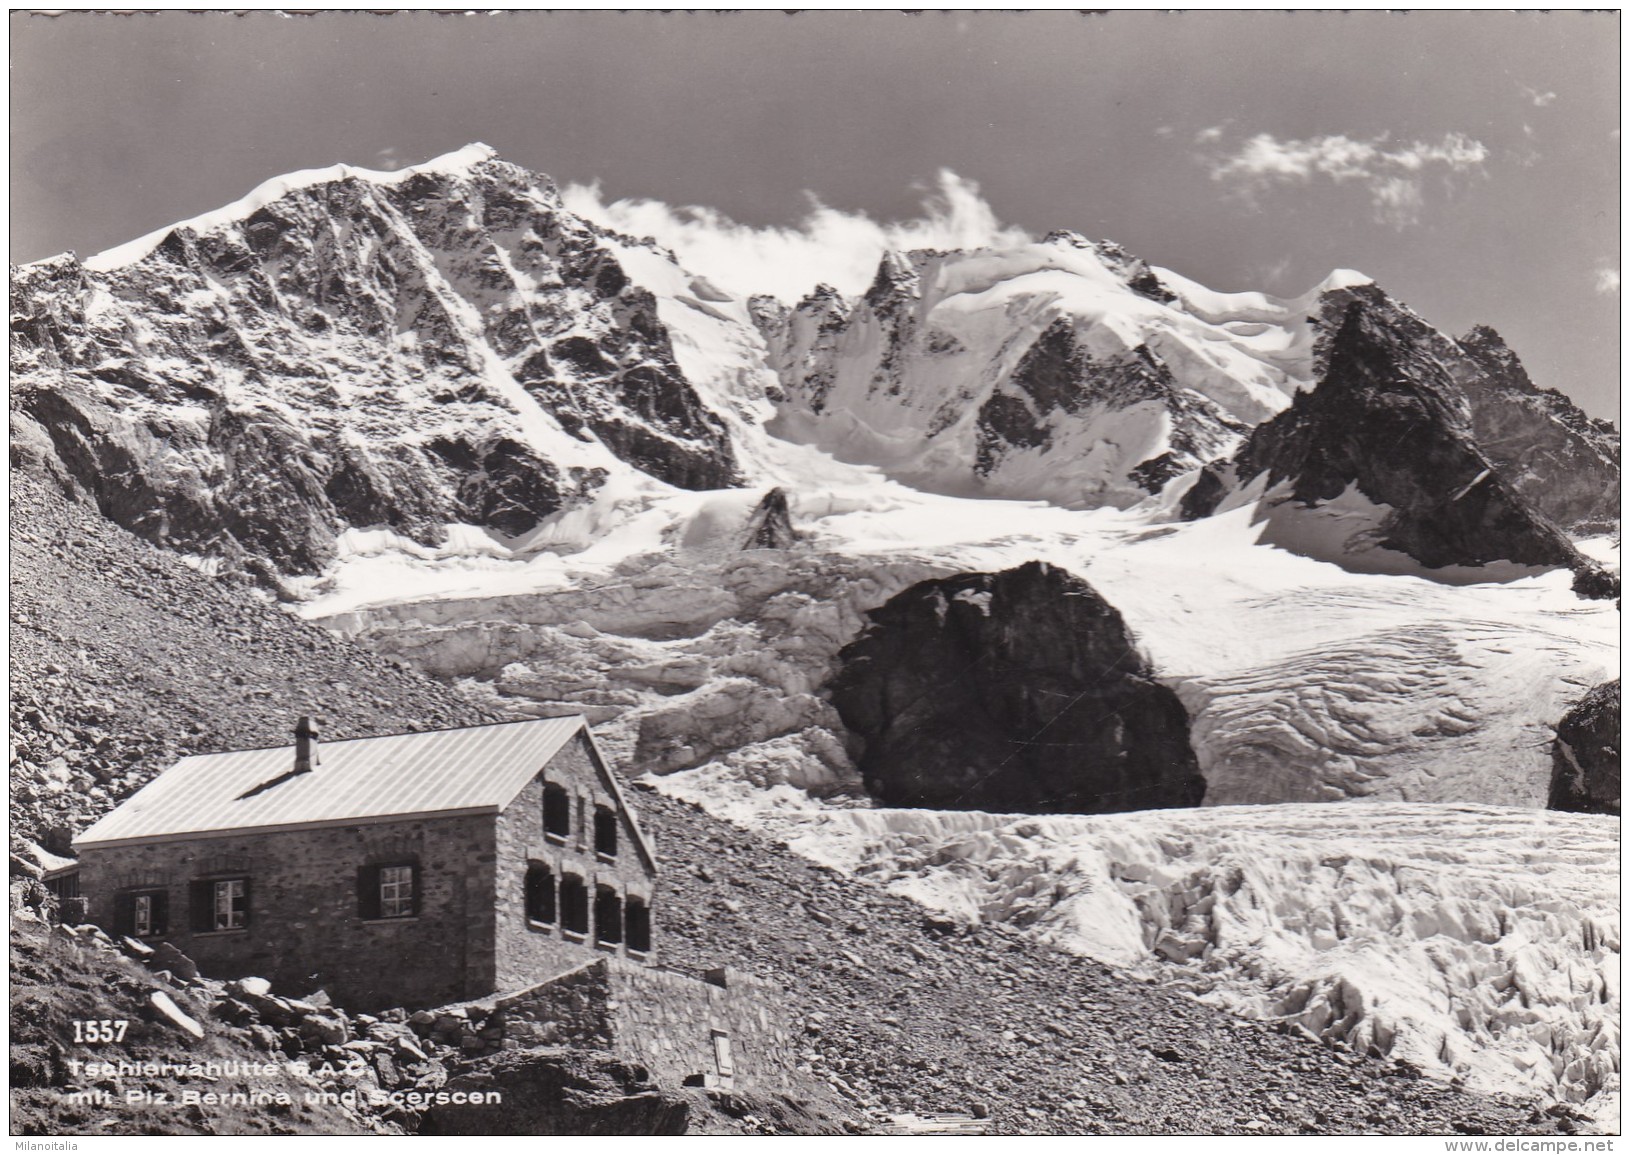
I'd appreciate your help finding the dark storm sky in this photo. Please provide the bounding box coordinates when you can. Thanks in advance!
[10,10,1620,418]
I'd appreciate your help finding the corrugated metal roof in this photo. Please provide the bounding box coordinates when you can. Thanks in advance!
[76,716,590,847]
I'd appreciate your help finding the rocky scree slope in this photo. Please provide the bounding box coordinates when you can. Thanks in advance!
[1182,292,1613,595]
[8,474,498,853]
[9,144,736,582]
[1451,325,1620,534]
[830,560,1204,813]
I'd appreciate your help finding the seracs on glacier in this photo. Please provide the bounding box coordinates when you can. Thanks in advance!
[20,145,1619,1122]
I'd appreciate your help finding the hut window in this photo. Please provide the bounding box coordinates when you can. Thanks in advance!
[594,807,618,858]
[114,889,167,938]
[560,874,589,935]
[525,864,556,924]
[358,863,419,920]
[595,886,623,945]
[191,877,249,932]
[379,865,417,918]
[543,783,571,839]
[626,896,652,954]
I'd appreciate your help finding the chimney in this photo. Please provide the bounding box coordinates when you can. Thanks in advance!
[294,715,319,774]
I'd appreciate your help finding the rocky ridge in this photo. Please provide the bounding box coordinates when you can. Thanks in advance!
[757,235,1300,508]
[1452,325,1620,534]
[1182,290,1612,594]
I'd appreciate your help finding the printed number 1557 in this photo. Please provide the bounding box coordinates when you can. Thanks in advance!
[72,1019,129,1043]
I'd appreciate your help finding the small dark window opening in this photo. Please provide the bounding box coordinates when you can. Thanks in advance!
[595,886,623,945]
[525,864,556,924]
[113,889,168,938]
[625,896,652,954]
[46,871,81,901]
[543,783,571,839]
[358,862,419,920]
[190,877,249,932]
[560,874,589,935]
[594,807,618,858]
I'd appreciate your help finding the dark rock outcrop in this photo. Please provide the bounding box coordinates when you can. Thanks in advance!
[829,561,1204,813]
[421,1048,690,1135]
[1450,326,1619,534]
[740,487,797,550]
[1182,291,1615,596]
[1548,680,1620,815]
[977,318,1242,494]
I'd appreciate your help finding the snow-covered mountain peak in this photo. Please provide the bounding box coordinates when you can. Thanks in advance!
[11,145,753,577]
[81,142,533,273]
[1311,266,1375,295]
[759,233,1361,507]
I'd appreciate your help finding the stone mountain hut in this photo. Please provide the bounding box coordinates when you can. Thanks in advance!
[72,716,659,1010]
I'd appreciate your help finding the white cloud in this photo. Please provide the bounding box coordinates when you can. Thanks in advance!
[1249,255,1294,288]
[1202,131,1489,228]
[1522,85,1558,108]
[563,170,1031,302]
[372,147,404,173]
[1194,125,1226,144]
[1594,265,1620,295]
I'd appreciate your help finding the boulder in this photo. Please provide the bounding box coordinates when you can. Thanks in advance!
[419,1048,689,1135]
[741,487,798,550]
[830,561,1204,813]
[227,976,272,999]
[211,998,256,1026]
[299,1013,351,1047]
[393,1034,429,1063]
[148,990,205,1039]
[243,992,298,1028]
[149,941,199,980]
